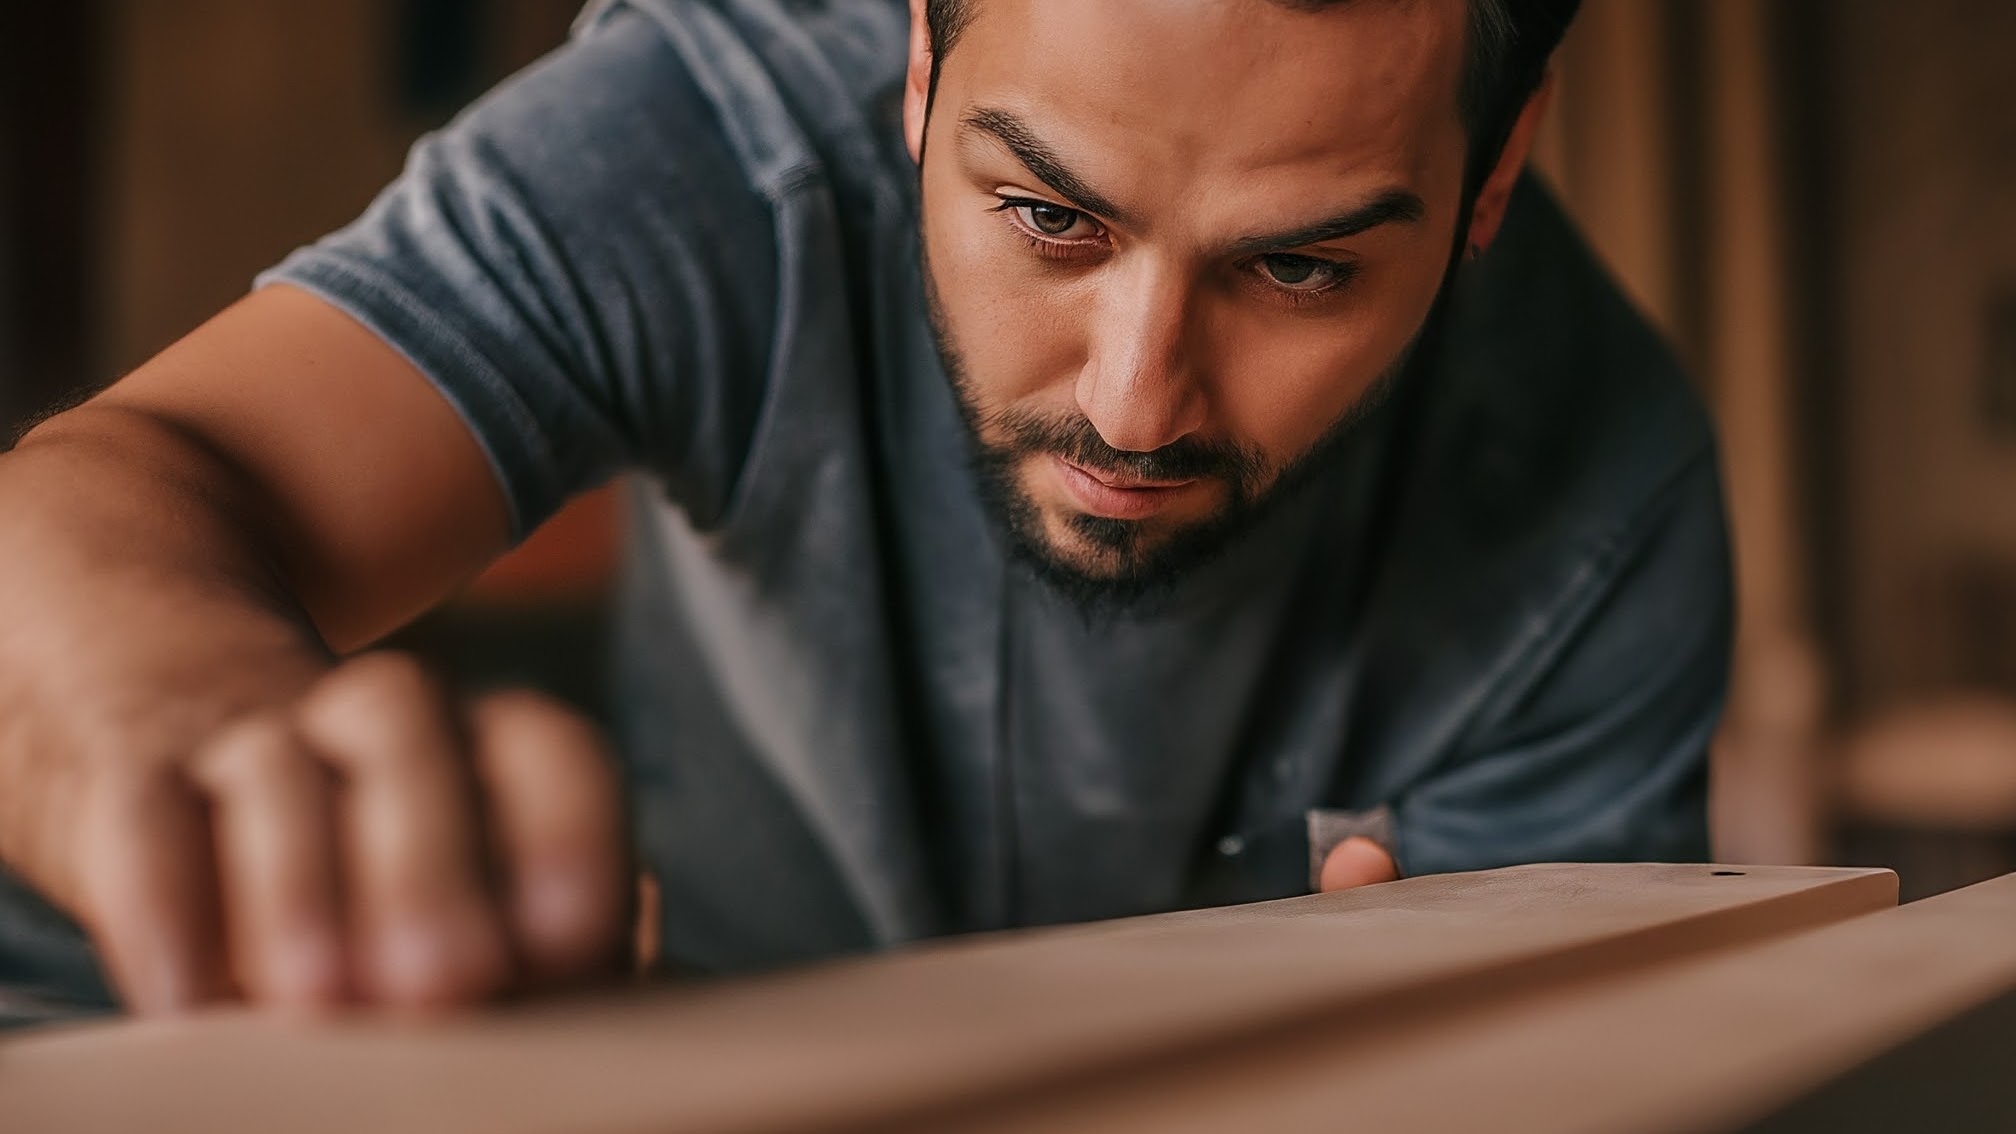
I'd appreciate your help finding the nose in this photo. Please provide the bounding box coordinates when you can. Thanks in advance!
[1074,259,1207,453]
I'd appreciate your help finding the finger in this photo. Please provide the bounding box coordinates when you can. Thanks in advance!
[1318,836,1401,893]
[186,715,346,1011]
[296,653,511,1010]
[468,690,630,986]
[76,764,231,1014]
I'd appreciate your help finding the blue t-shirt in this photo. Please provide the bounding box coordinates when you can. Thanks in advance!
[250,0,1730,973]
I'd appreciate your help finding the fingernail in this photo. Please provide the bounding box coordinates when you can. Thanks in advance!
[374,921,455,1006]
[373,915,509,1008]
[270,932,345,1010]
[141,952,199,1015]
[522,870,595,944]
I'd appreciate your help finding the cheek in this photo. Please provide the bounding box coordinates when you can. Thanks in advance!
[921,194,1087,411]
[1204,267,1442,467]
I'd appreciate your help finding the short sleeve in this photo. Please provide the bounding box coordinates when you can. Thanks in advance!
[1390,448,1733,875]
[258,6,781,538]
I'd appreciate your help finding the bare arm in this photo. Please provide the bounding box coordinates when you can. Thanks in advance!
[72,283,512,650]
[0,285,628,1013]
[0,0,792,1013]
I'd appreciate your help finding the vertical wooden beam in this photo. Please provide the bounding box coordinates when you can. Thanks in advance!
[1771,0,1853,718]
[1702,0,1826,865]
[1542,0,1685,341]
[1538,2,1826,861]
[0,0,104,434]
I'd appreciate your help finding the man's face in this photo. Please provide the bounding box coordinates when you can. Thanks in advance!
[915,0,1474,595]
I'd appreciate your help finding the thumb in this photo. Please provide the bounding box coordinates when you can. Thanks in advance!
[1317,835,1400,893]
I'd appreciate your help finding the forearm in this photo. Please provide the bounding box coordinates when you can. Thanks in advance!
[0,279,610,1013]
[0,406,333,888]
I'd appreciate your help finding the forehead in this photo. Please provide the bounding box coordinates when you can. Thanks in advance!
[942,0,1470,211]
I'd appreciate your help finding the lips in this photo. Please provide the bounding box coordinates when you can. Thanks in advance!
[1053,456,1200,521]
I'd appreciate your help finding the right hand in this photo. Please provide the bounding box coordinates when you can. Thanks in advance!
[23,651,631,1015]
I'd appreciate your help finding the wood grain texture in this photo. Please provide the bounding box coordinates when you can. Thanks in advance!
[0,863,1895,1134]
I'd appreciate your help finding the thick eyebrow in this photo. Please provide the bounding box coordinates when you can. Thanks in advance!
[959,106,1134,225]
[1226,189,1428,257]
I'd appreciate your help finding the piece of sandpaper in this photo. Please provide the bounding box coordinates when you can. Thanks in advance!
[0,863,1895,1134]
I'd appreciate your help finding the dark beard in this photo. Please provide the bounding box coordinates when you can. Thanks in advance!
[921,253,1417,613]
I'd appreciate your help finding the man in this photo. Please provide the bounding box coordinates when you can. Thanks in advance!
[0,0,1729,1017]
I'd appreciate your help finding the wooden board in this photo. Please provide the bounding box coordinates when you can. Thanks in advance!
[946,869,2016,1134]
[0,863,1895,1134]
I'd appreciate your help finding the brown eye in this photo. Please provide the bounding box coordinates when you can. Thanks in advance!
[1259,254,1333,289]
[1023,202,1083,236]
[993,195,1106,247]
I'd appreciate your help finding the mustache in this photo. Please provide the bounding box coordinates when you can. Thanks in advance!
[980,409,1267,499]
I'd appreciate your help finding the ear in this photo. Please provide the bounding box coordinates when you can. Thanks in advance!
[903,0,932,165]
[1462,72,1555,256]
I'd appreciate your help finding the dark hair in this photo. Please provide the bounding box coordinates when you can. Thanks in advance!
[923,0,1582,188]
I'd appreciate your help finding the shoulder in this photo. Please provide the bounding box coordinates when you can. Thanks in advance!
[1390,175,1721,602]
[1348,176,1732,786]
[576,0,914,202]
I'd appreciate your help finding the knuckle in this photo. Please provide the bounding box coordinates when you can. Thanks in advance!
[470,688,570,732]
[68,764,176,906]
[318,652,441,710]
[473,690,608,762]
[298,652,454,761]
[186,712,305,791]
